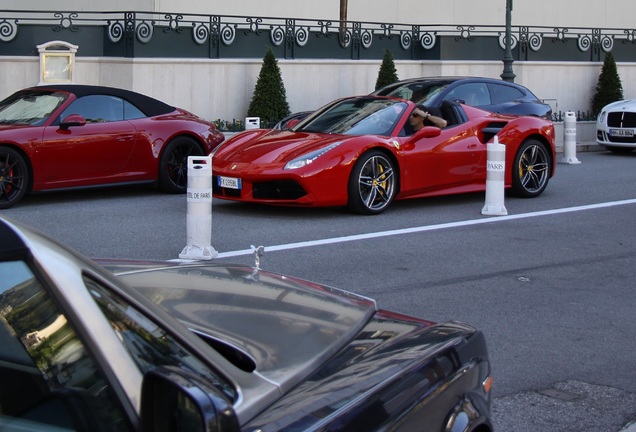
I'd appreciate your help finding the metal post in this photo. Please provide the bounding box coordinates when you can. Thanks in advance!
[559,111,581,164]
[179,156,218,260]
[501,0,516,82]
[482,137,508,216]
[339,0,348,47]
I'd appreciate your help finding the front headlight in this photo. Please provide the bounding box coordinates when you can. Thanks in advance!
[284,141,342,170]
[598,111,606,123]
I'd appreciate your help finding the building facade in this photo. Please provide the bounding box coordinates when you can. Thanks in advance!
[1,2,635,130]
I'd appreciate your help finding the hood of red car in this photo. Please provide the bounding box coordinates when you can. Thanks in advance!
[0,123,33,132]
[215,129,347,165]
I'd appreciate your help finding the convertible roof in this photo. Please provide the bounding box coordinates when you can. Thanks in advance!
[27,84,176,117]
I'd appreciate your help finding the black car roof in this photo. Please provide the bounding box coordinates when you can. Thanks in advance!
[25,84,176,117]
[376,76,531,90]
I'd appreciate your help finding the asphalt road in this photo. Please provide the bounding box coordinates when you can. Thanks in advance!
[4,150,636,431]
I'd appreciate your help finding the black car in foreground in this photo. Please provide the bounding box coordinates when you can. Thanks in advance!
[0,217,492,432]
[373,76,553,119]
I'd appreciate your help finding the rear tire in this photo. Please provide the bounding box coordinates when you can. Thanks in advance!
[510,140,550,198]
[158,137,204,193]
[0,146,29,209]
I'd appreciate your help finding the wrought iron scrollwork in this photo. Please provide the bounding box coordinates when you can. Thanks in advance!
[136,20,154,43]
[244,17,262,36]
[455,25,475,41]
[270,25,285,46]
[498,30,518,50]
[360,28,373,48]
[379,24,394,40]
[0,19,18,42]
[108,20,125,43]
[193,22,209,45]
[528,32,543,51]
[163,14,184,34]
[221,23,236,45]
[578,29,613,53]
[553,27,569,42]
[2,10,636,61]
[317,20,334,39]
[52,12,79,32]
[400,26,435,50]
[296,26,309,46]
[400,28,413,49]
[420,31,436,49]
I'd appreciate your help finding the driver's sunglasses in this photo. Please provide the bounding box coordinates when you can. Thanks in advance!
[411,112,422,118]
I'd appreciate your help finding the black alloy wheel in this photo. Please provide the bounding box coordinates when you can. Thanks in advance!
[0,146,29,209]
[158,137,205,193]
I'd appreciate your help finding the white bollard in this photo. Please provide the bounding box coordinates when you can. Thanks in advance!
[481,136,508,216]
[245,117,261,130]
[558,111,581,164]
[179,156,218,260]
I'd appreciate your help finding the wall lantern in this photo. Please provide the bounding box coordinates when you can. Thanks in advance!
[37,40,78,85]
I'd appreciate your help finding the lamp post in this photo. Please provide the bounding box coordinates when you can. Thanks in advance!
[339,0,348,46]
[501,0,516,82]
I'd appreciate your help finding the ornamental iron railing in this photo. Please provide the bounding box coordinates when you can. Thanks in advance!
[1,10,636,62]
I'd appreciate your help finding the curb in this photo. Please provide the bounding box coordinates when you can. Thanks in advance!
[555,142,603,154]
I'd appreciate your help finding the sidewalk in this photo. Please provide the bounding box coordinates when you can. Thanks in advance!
[555,141,603,154]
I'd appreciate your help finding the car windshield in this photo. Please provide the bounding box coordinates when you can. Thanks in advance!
[0,91,67,126]
[296,97,408,136]
[377,81,450,105]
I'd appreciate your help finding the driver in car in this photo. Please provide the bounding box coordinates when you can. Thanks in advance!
[409,105,447,131]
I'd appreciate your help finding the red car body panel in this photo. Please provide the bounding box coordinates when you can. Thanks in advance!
[212,98,555,209]
[0,85,224,193]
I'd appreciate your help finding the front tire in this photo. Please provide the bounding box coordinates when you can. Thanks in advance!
[0,146,29,209]
[158,136,204,193]
[511,140,550,198]
[347,150,396,215]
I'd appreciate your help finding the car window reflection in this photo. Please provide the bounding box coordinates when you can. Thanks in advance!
[0,261,133,431]
[59,95,126,123]
[0,92,67,126]
[299,98,407,136]
[84,276,237,402]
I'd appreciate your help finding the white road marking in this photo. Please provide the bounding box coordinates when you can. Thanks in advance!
[216,199,636,259]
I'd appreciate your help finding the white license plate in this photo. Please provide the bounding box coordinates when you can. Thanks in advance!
[218,176,242,189]
[609,129,634,137]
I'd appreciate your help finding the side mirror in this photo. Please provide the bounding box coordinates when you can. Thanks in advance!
[412,125,442,139]
[140,366,239,432]
[59,114,87,130]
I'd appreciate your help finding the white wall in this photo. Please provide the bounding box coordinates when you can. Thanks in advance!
[2,56,633,125]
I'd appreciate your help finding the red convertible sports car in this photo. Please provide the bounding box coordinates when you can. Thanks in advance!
[0,84,225,209]
[212,96,556,214]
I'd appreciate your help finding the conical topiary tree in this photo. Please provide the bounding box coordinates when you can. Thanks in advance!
[247,48,290,126]
[375,49,399,91]
[591,52,623,115]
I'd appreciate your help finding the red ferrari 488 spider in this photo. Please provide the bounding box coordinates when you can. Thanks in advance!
[212,96,555,215]
[0,84,224,209]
